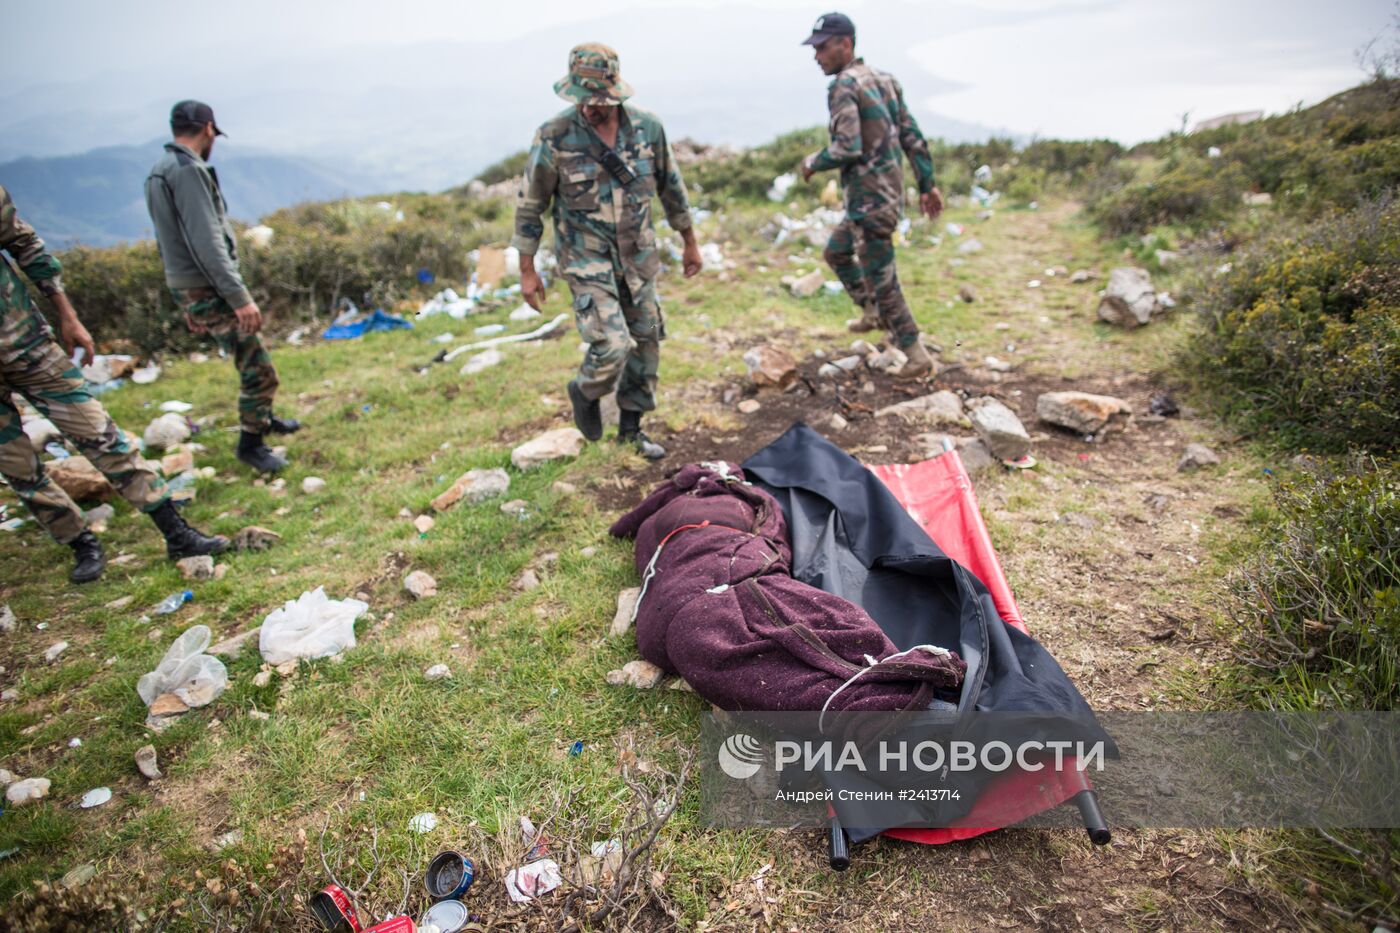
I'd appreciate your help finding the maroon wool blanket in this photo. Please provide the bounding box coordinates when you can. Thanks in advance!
[608,463,965,712]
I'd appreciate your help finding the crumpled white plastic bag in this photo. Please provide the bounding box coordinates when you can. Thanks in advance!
[137,624,228,708]
[258,587,367,665]
[504,859,563,902]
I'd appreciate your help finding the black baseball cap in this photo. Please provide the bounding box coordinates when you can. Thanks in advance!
[802,12,855,45]
[170,100,226,136]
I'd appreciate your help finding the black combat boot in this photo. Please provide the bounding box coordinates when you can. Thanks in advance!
[68,531,106,584]
[236,431,288,473]
[567,379,603,441]
[267,416,302,435]
[617,409,666,460]
[149,501,230,560]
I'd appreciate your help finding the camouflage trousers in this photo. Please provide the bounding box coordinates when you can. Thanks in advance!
[567,273,664,412]
[0,339,168,545]
[176,288,279,434]
[824,217,920,349]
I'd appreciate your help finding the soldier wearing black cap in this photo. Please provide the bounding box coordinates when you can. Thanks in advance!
[145,100,300,474]
[799,12,945,379]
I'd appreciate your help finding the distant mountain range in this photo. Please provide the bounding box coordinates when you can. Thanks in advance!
[0,142,378,247]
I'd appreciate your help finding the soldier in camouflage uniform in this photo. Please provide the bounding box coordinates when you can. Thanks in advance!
[799,12,945,378]
[145,100,299,474]
[0,185,228,584]
[514,44,702,460]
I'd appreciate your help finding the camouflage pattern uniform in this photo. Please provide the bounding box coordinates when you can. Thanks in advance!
[807,58,936,348]
[512,103,692,412]
[0,185,168,544]
[146,142,279,434]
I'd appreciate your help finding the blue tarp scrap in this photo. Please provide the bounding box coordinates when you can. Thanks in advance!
[322,309,414,340]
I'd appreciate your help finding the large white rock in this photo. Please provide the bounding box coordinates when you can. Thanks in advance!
[432,468,510,511]
[606,659,665,689]
[742,345,798,389]
[876,390,967,426]
[5,777,50,807]
[46,457,114,502]
[1097,267,1163,328]
[143,413,192,450]
[511,428,586,470]
[789,269,825,298]
[965,398,1031,461]
[1036,391,1133,434]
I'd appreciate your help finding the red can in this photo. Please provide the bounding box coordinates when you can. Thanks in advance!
[363,918,417,933]
[310,884,363,933]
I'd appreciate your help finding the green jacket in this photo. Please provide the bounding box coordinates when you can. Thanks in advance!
[145,142,252,308]
[511,104,692,295]
[0,184,63,363]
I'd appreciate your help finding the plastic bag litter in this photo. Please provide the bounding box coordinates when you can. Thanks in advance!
[137,624,228,708]
[258,587,366,665]
[417,287,476,320]
[767,172,797,202]
[474,323,506,337]
[508,303,541,322]
[974,164,993,183]
[505,859,563,902]
[970,185,1000,207]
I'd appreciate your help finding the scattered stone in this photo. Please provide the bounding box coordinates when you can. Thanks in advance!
[177,555,215,580]
[876,390,966,426]
[412,514,435,534]
[861,380,876,395]
[1178,444,1221,471]
[84,504,116,532]
[1243,191,1273,206]
[161,450,194,475]
[424,663,452,681]
[5,777,50,807]
[737,399,761,414]
[611,587,641,637]
[252,670,272,687]
[232,525,281,551]
[404,570,438,599]
[515,568,541,591]
[209,829,245,852]
[45,641,68,663]
[61,863,97,890]
[143,413,191,450]
[957,438,998,474]
[135,745,162,780]
[817,363,842,379]
[432,468,510,511]
[1069,269,1094,283]
[606,659,665,689]
[511,427,586,470]
[957,285,976,303]
[866,346,907,373]
[46,457,115,502]
[580,546,597,558]
[965,398,1031,461]
[789,269,825,298]
[956,238,983,255]
[148,693,190,717]
[829,413,848,431]
[742,344,799,389]
[2,689,18,702]
[500,499,530,517]
[301,476,327,495]
[983,356,1014,373]
[0,605,15,634]
[552,481,577,495]
[1097,267,1163,328]
[0,769,13,786]
[1154,249,1180,266]
[1036,391,1133,434]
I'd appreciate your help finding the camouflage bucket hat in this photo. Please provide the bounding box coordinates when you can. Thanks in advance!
[553,43,634,105]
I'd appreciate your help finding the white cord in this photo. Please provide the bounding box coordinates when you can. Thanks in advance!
[819,644,954,733]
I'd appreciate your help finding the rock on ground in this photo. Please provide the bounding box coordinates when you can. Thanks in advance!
[611,587,641,637]
[737,399,761,414]
[515,568,541,591]
[412,515,435,534]
[606,659,665,689]
[177,555,215,580]
[511,428,586,470]
[789,269,825,298]
[1097,267,1163,328]
[1036,391,1133,434]
[742,345,798,389]
[45,641,68,663]
[5,777,50,807]
[432,468,510,511]
[957,438,998,474]
[0,604,16,634]
[301,476,327,494]
[161,450,194,475]
[232,526,281,551]
[866,347,907,373]
[876,390,967,426]
[461,348,504,375]
[965,398,1031,461]
[143,413,191,449]
[423,663,452,681]
[404,570,438,599]
[1178,443,1221,471]
[46,457,115,502]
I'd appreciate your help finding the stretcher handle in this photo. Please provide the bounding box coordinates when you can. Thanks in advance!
[828,816,851,871]
[1075,790,1111,845]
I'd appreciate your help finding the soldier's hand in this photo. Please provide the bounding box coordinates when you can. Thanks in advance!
[682,240,703,278]
[921,188,945,221]
[521,269,547,310]
[184,311,211,336]
[232,301,263,336]
[798,157,815,183]
[59,316,96,365]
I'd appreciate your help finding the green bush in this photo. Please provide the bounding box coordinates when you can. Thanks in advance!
[57,241,191,354]
[472,150,528,187]
[1226,457,1400,711]
[687,127,827,203]
[1088,150,1248,235]
[1188,196,1400,453]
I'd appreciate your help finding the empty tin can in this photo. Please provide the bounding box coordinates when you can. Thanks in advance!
[310,884,362,933]
[419,899,471,932]
[424,850,475,900]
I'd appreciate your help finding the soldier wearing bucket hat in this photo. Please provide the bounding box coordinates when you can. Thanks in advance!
[514,44,701,460]
[799,12,946,379]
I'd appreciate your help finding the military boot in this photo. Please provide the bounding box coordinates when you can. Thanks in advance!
[846,303,881,333]
[149,501,230,560]
[897,339,936,380]
[236,431,288,473]
[267,416,302,435]
[69,531,106,584]
[617,410,666,460]
[568,379,603,441]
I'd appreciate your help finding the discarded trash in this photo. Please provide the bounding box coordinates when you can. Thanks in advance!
[970,185,999,207]
[244,224,275,248]
[473,323,506,337]
[44,441,70,460]
[135,744,162,780]
[441,313,568,359]
[417,267,435,285]
[1002,455,1038,470]
[945,222,964,236]
[1149,394,1179,417]
[956,238,983,255]
[974,164,993,183]
[5,777,51,807]
[137,625,228,709]
[508,303,541,322]
[409,812,439,834]
[131,364,162,385]
[61,863,97,889]
[79,787,112,809]
[45,641,68,662]
[505,859,563,902]
[68,737,82,748]
[767,172,797,202]
[144,413,192,450]
[425,850,476,900]
[418,287,476,320]
[258,588,366,665]
[421,899,473,931]
[568,739,584,756]
[1207,146,1222,158]
[153,589,194,615]
[323,308,412,341]
[311,884,362,933]
[460,348,503,375]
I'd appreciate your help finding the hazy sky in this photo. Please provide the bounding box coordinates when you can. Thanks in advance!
[3,0,1392,147]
